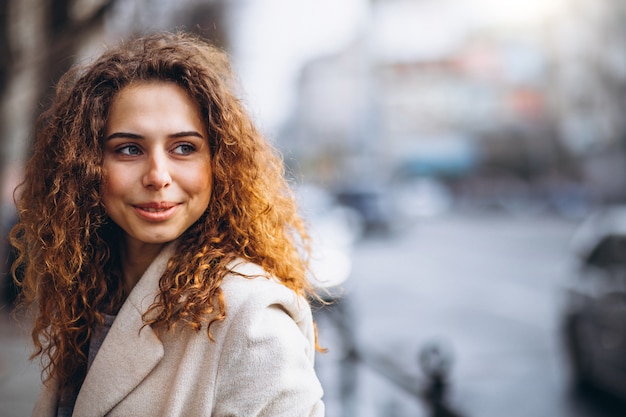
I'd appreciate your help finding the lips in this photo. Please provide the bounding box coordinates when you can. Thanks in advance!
[133,202,180,221]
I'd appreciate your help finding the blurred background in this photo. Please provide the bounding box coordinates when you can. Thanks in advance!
[2,0,626,416]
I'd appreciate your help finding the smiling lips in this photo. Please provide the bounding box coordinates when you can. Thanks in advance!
[133,202,180,221]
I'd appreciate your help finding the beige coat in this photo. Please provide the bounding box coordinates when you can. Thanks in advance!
[31,243,325,416]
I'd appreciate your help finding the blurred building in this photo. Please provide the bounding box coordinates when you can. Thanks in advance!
[548,0,626,203]
[2,0,626,218]
[278,0,626,214]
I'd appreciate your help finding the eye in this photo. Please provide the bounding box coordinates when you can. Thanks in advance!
[173,143,196,155]
[117,144,142,156]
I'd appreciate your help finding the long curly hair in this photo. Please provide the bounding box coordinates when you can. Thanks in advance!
[11,31,315,386]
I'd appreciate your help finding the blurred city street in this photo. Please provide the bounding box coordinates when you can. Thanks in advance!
[2,1,626,417]
[314,209,626,417]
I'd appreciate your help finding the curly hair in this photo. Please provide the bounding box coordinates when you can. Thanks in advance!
[11,31,315,386]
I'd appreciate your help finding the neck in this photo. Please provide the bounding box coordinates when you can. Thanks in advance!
[119,239,168,295]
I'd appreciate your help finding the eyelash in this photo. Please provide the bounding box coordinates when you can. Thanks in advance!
[114,143,196,156]
[173,143,196,155]
[116,144,141,156]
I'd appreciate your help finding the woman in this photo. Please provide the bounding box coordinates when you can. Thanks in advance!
[11,31,325,416]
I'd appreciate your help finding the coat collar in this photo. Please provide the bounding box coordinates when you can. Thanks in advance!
[72,241,177,417]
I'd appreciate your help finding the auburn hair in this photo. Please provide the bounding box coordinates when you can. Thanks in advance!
[11,31,315,385]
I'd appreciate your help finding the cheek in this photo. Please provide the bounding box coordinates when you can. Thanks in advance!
[195,174,213,207]
[188,163,213,201]
[101,170,125,208]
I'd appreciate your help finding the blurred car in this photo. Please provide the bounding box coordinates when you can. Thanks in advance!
[390,177,453,219]
[0,212,19,306]
[334,184,396,236]
[560,206,626,399]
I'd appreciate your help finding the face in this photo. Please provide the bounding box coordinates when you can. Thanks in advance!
[102,82,212,249]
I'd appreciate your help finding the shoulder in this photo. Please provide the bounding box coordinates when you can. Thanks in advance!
[211,260,324,415]
[221,259,312,324]
[209,258,317,369]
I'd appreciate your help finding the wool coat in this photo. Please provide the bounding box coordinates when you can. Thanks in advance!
[31,243,325,416]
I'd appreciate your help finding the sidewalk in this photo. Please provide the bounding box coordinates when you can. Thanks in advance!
[0,309,40,417]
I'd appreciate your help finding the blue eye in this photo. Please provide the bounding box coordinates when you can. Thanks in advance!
[174,143,195,155]
[118,144,142,156]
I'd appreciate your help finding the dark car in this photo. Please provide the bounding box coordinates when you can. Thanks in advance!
[0,213,19,307]
[560,206,626,399]
[334,185,395,236]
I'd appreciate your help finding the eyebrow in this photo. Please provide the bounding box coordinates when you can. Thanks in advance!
[105,131,205,141]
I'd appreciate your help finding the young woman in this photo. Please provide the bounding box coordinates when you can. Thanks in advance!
[11,31,325,416]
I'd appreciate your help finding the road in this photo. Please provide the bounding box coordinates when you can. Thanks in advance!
[0,312,39,417]
[314,210,626,417]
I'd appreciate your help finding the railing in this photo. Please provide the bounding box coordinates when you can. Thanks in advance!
[315,295,467,417]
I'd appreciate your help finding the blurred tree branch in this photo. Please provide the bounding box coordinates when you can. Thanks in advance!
[41,0,118,108]
[0,0,118,227]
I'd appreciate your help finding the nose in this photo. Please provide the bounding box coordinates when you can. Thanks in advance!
[142,151,172,189]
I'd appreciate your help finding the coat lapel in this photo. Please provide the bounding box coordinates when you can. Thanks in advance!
[73,242,176,417]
